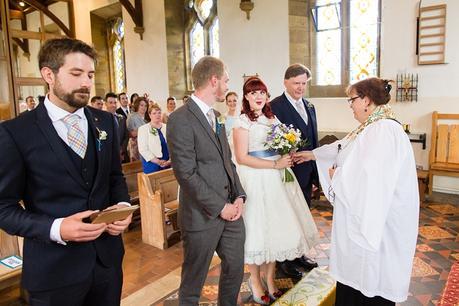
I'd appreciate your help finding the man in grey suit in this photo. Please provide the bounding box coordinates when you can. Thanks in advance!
[167,56,246,306]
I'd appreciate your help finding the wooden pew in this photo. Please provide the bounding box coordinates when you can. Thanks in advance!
[0,230,22,291]
[121,161,143,229]
[137,168,180,250]
[428,112,459,195]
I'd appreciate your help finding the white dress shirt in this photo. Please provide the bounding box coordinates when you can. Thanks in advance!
[192,94,214,125]
[285,91,308,125]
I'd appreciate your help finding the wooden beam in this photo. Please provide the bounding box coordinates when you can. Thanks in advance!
[9,9,23,19]
[119,0,144,40]
[22,0,72,37]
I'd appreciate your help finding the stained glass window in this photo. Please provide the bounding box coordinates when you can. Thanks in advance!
[209,17,219,58]
[196,0,213,21]
[314,0,380,87]
[190,21,205,68]
[111,18,126,93]
[186,0,219,89]
[349,0,379,83]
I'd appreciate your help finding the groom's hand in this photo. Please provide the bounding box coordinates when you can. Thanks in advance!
[230,197,244,221]
[220,203,238,221]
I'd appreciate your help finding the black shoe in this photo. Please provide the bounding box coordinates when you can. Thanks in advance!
[295,256,318,271]
[279,261,303,279]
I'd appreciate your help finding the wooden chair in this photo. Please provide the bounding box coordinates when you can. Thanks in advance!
[137,168,180,250]
[122,161,143,229]
[428,112,459,195]
[0,230,22,291]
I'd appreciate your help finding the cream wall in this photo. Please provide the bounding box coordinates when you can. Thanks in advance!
[73,0,169,107]
[311,0,459,193]
[217,0,290,112]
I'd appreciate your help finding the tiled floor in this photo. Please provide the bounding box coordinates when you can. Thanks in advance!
[0,192,458,306]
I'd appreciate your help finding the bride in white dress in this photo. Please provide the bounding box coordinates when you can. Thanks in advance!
[233,77,319,304]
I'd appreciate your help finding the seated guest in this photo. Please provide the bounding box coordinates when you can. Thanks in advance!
[224,91,239,139]
[127,97,148,161]
[105,92,129,163]
[161,96,176,123]
[25,96,37,111]
[116,92,130,119]
[182,95,190,104]
[138,103,171,174]
[130,93,139,112]
[90,96,104,110]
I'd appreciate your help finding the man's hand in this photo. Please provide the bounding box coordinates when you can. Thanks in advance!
[104,204,133,236]
[220,203,239,221]
[60,210,107,242]
[230,197,244,221]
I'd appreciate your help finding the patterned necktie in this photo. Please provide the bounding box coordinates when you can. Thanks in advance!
[295,100,308,125]
[62,114,87,158]
[207,109,216,132]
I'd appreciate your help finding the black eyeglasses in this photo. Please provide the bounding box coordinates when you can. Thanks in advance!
[347,96,360,104]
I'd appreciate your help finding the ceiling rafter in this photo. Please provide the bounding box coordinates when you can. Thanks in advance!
[119,0,144,40]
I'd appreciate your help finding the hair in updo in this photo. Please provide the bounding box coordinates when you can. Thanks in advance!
[241,77,275,121]
[346,77,393,106]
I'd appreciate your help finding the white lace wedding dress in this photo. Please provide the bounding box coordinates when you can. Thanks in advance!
[234,114,319,265]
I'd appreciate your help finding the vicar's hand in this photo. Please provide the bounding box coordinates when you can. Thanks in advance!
[328,167,336,179]
[292,151,315,164]
[60,210,107,242]
[220,203,239,221]
[104,204,133,236]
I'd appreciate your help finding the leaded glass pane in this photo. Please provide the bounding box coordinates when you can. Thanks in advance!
[113,40,125,93]
[316,0,341,85]
[209,17,219,58]
[196,0,213,22]
[350,0,379,83]
[114,18,124,39]
[190,21,205,68]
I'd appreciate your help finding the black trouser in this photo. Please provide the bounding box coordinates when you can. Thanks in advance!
[28,259,123,306]
[335,282,395,306]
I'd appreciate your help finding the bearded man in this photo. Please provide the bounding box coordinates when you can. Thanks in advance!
[0,38,132,306]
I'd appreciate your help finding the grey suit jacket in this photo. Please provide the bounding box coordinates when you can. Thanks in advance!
[167,99,245,231]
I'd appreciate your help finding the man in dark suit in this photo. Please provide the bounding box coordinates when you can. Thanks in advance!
[270,63,319,277]
[167,56,246,306]
[106,92,130,163]
[116,92,130,119]
[0,38,132,306]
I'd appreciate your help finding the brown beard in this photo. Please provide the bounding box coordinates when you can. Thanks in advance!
[53,78,90,109]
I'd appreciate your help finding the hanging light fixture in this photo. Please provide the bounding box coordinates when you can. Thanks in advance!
[18,1,26,7]
[240,0,254,20]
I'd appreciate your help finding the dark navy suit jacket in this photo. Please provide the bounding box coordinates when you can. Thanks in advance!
[270,93,319,189]
[0,103,130,291]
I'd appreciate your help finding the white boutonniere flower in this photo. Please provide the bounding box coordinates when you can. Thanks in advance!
[150,127,158,136]
[217,115,225,125]
[306,102,314,109]
[96,128,107,151]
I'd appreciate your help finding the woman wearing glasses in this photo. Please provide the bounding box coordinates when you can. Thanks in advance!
[294,77,419,306]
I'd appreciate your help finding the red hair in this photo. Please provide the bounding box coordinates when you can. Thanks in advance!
[241,77,275,121]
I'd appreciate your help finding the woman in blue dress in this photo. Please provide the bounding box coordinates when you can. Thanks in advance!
[137,103,171,173]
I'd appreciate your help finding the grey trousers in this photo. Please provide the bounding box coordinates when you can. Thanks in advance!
[179,218,245,306]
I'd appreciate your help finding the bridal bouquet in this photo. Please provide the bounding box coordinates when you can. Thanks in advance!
[265,123,307,182]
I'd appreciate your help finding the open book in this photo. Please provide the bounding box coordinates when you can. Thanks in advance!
[89,205,139,224]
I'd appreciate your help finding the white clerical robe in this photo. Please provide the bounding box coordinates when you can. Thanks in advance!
[313,119,419,302]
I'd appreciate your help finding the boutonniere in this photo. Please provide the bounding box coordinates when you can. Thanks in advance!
[96,127,107,151]
[215,115,225,135]
[306,102,314,109]
[217,115,225,125]
[116,113,124,120]
[150,127,158,136]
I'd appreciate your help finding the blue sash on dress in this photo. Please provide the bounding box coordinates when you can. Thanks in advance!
[248,149,278,158]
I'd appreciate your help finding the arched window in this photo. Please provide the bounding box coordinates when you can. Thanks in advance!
[185,0,219,89]
[310,0,380,96]
[109,18,126,94]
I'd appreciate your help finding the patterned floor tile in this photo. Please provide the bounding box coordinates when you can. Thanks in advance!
[419,226,455,240]
[417,244,434,252]
[412,257,440,278]
[428,204,458,215]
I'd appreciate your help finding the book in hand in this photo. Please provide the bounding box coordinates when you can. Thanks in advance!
[89,205,139,224]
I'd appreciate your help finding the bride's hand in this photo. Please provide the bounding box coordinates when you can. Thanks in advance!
[275,155,292,169]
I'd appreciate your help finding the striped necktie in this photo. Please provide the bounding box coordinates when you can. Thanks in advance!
[207,109,216,132]
[62,114,87,158]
